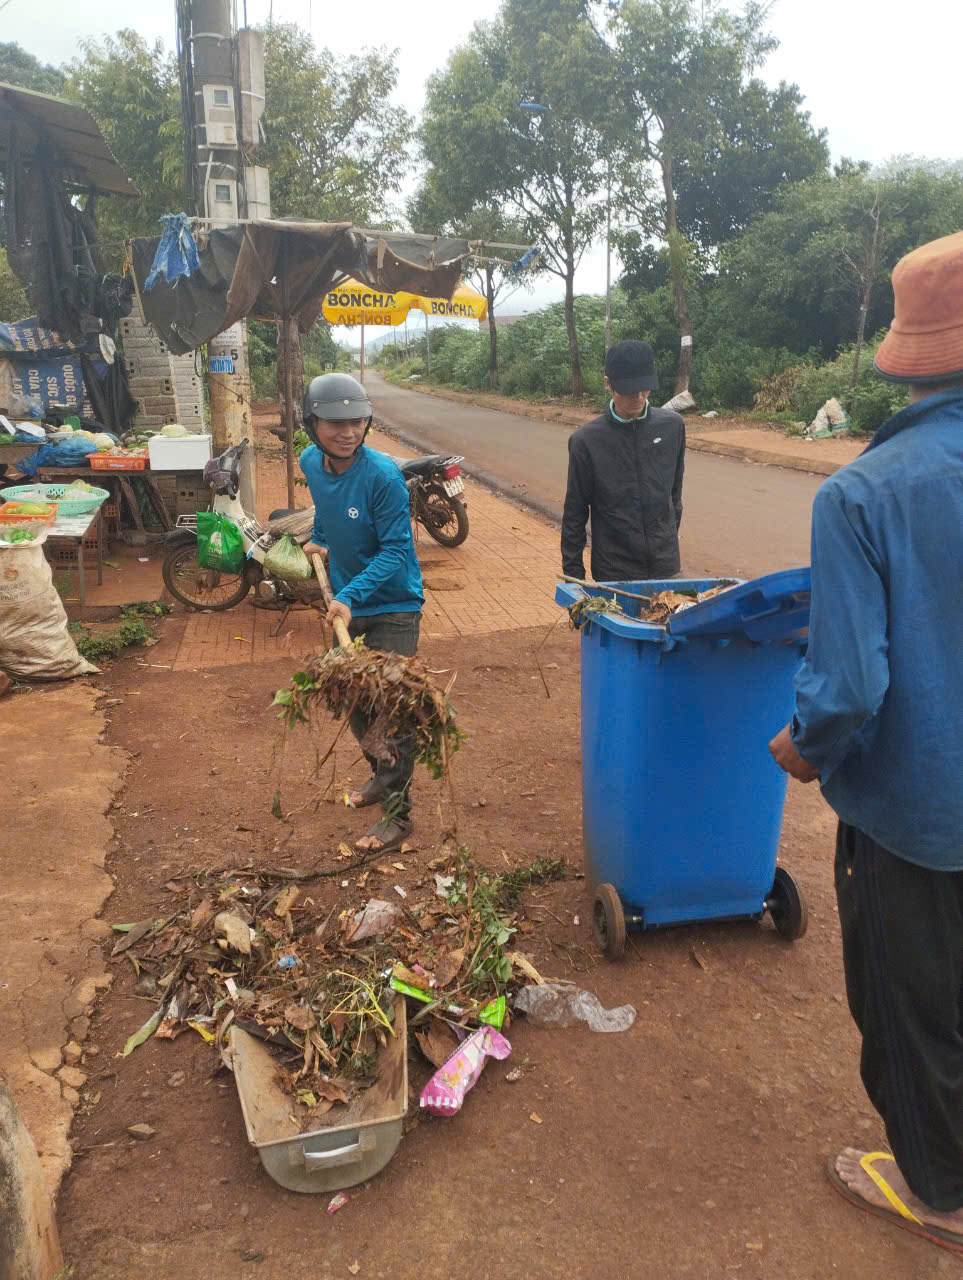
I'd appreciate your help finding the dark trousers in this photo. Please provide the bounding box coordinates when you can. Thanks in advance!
[347,611,421,821]
[836,820,963,1210]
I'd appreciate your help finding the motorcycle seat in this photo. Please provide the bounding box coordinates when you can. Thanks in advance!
[398,454,452,478]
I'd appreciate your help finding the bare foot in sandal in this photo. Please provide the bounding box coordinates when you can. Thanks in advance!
[830,1148,963,1249]
[355,816,411,854]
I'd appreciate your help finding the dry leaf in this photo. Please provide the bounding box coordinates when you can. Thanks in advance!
[337,843,354,860]
[348,1264,360,1276]
[283,1003,316,1031]
[110,920,153,956]
[190,898,214,932]
[392,963,430,991]
[316,1078,350,1105]
[431,946,464,989]
[213,912,251,955]
[414,1018,460,1068]
[274,885,299,918]
[529,1112,543,1124]
[391,862,406,871]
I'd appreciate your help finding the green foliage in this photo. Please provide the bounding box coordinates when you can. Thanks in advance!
[61,32,184,256]
[420,0,620,393]
[785,335,909,433]
[0,249,29,321]
[711,168,963,357]
[69,616,155,661]
[0,41,65,94]
[260,24,412,224]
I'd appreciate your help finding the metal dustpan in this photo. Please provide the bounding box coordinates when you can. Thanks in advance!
[227,995,408,1194]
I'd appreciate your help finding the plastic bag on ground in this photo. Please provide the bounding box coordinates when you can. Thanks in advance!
[0,544,98,679]
[662,390,697,414]
[263,532,313,581]
[419,1025,512,1115]
[196,511,245,573]
[514,982,637,1032]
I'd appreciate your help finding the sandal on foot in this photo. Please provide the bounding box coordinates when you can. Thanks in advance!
[345,778,387,809]
[354,816,411,855]
[826,1151,963,1254]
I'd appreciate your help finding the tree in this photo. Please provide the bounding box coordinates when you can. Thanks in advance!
[613,0,795,393]
[0,42,64,94]
[60,32,184,257]
[259,24,412,225]
[409,179,534,389]
[420,0,620,396]
[671,79,829,248]
[711,168,963,360]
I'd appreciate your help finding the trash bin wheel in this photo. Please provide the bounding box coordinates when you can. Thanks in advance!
[767,866,808,941]
[593,883,627,960]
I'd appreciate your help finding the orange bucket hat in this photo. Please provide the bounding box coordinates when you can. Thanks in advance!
[875,230,963,384]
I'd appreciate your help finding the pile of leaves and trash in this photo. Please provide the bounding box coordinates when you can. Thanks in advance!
[274,644,464,779]
[112,852,571,1128]
[568,581,738,630]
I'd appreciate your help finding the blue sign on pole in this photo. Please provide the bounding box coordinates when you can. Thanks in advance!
[209,356,234,374]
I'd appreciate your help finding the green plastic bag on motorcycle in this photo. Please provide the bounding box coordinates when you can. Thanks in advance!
[262,532,313,581]
[196,511,245,574]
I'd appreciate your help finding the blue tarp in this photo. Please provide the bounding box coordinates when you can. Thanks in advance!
[144,213,200,292]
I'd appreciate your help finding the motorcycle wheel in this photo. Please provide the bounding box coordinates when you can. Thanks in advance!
[421,485,469,548]
[162,541,252,611]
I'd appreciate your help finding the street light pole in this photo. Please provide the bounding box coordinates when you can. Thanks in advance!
[604,157,612,353]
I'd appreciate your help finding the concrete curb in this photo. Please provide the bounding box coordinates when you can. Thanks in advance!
[0,1080,64,1280]
[685,434,843,476]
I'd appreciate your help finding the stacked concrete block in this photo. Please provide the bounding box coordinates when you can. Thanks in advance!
[120,292,205,431]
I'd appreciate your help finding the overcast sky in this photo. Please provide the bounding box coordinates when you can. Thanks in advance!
[5,0,960,343]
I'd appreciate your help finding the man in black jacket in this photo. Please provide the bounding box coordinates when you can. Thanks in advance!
[561,339,685,582]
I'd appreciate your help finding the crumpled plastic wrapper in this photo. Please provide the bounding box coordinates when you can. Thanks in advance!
[514,982,637,1032]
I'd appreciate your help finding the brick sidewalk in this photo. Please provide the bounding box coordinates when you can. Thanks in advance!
[168,422,562,670]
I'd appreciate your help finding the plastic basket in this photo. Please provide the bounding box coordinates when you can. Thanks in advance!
[0,501,57,526]
[90,454,148,471]
[1,482,110,517]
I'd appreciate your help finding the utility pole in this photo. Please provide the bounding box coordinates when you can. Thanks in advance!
[177,0,270,509]
[604,158,612,352]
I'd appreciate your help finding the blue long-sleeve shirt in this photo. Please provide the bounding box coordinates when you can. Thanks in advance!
[299,444,423,617]
[790,389,963,869]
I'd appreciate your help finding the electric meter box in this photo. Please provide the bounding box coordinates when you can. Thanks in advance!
[202,84,237,147]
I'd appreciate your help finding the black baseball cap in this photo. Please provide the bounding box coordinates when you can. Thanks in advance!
[605,339,659,393]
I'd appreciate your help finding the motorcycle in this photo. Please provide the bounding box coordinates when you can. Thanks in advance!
[161,442,470,614]
[162,440,324,614]
[395,452,469,548]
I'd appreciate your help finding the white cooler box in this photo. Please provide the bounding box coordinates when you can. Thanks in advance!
[147,433,213,470]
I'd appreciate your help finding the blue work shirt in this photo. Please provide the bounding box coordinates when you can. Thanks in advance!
[791,389,963,870]
[299,444,423,617]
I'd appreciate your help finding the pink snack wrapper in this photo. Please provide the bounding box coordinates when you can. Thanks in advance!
[419,1025,512,1116]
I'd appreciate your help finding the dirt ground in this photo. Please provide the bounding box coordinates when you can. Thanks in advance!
[50,618,949,1279]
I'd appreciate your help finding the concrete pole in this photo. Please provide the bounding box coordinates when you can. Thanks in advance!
[0,1079,64,1280]
[186,0,255,506]
[604,157,612,353]
[359,321,365,384]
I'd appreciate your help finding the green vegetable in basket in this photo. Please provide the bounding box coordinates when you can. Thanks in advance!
[9,502,50,515]
[3,529,37,542]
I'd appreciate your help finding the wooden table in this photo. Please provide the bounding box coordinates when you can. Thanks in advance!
[44,506,104,608]
[35,466,173,532]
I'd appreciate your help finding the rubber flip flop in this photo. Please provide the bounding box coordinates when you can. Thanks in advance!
[826,1151,963,1255]
[344,778,387,809]
[354,817,411,855]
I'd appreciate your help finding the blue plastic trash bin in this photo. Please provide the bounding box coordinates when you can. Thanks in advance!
[555,569,811,958]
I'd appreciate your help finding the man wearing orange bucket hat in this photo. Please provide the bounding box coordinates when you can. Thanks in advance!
[769,230,963,1253]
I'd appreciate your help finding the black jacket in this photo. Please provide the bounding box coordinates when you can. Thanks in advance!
[561,403,685,582]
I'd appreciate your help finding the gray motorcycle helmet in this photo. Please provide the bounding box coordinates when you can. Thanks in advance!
[302,372,373,458]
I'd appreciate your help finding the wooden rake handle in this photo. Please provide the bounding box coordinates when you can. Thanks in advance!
[311,553,352,648]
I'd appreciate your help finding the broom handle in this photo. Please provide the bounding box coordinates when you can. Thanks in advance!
[311,553,352,648]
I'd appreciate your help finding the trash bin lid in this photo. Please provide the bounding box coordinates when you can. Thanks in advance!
[667,567,810,643]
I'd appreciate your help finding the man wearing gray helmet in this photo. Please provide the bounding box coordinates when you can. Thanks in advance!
[300,373,424,854]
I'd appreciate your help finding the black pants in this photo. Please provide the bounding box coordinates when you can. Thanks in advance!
[347,611,421,821]
[836,821,963,1210]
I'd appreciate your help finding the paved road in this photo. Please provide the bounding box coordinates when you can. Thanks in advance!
[366,370,823,579]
